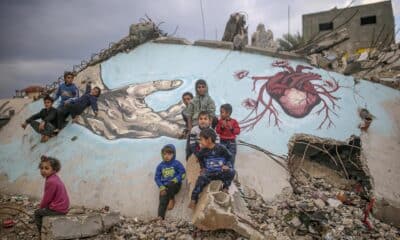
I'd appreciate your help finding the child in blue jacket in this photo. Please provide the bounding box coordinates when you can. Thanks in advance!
[154,144,186,219]
[54,72,79,108]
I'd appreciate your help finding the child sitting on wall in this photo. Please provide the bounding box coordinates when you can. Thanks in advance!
[34,156,69,234]
[186,111,219,160]
[188,128,235,209]
[186,79,217,130]
[216,103,240,167]
[54,71,79,109]
[57,82,101,129]
[21,95,57,143]
[154,144,186,220]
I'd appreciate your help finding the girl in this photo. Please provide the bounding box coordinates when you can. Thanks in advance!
[34,156,69,233]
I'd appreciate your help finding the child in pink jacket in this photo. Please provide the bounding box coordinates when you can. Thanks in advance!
[34,155,70,233]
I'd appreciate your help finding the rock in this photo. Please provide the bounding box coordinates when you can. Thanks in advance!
[289,217,302,228]
[102,211,121,230]
[41,214,103,240]
[326,198,342,208]
[313,198,326,209]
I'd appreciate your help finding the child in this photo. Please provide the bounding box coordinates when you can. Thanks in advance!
[54,72,79,108]
[57,82,101,129]
[155,144,186,219]
[181,92,193,130]
[186,111,219,160]
[21,95,57,143]
[189,128,235,209]
[186,79,217,130]
[216,103,240,166]
[34,156,69,234]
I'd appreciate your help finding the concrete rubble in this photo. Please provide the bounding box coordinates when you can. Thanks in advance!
[251,23,278,49]
[222,12,248,50]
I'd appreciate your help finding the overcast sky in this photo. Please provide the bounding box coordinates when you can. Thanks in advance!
[0,0,399,98]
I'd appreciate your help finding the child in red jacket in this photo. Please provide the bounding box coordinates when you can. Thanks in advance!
[34,156,70,233]
[216,104,240,167]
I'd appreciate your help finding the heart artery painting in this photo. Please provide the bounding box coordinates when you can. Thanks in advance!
[235,60,340,130]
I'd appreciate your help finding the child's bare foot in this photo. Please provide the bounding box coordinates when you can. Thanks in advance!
[167,198,175,210]
[40,135,49,143]
[222,188,229,194]
[188,200,196,209]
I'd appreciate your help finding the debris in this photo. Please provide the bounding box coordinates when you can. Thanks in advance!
[251,23,278,49]
[222,12,248,50]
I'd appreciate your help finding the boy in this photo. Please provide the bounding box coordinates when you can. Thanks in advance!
[189,128,235,209]
[54,72,79,108]
[154,144,186,219]
[186,111,219,160]
[181,92,193,130]
[21,95,57,143]
[186,79,217,130]
[216,104,240,166]
[57,82,101,129]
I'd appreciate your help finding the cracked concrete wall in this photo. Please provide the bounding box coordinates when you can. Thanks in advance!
[0,42,398,220]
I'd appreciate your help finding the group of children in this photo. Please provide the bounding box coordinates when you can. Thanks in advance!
[21,72,101,142]
[155,79,241,219]
[31,78,240,234]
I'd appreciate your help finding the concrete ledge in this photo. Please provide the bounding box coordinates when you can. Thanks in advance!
[41,212,120,240]
[244,46,304,60]
[153,37,192,45]
[193,40,233,50]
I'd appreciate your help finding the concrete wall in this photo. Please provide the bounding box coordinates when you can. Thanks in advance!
[303,1,395,51]
[0,42,399,220]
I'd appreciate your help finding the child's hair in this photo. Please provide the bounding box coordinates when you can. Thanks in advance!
[162,147,174,154]
[63,71,75,79]
[198,111,210,119]
[195,79,207,88]
[43,95,54,103]
[38,155,61,172]
[200,128,217,143]
[93,87,101,97]
[221,103,233,115]
[182,92,193,99]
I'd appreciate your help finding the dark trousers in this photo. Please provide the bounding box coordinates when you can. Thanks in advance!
[220,139,237,167]
[34,208,64,233]
[191,170,235,202]
[57,104,84,129]
[158,182,181,219]
[29,121,55,137]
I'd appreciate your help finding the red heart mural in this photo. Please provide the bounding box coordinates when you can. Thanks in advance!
[235,60,340,130]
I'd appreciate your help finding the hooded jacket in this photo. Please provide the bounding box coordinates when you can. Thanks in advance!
[54,82,79,107]
[187,80,216,124]
[154,144,186,190]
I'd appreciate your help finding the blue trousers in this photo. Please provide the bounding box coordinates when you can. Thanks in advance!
[191,170,235,201]
[220,139,237,167]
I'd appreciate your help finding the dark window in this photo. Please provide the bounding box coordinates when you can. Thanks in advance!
[361,16,376,25]
[319,22,333,31]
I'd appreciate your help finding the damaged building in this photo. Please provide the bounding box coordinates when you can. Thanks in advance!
[302,0,395,52]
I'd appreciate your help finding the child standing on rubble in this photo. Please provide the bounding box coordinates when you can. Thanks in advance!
[186,79,217,130]
[57,81,101,129]
[154,144,186,220]
[54,71,79,109]
[34,156,69,234]
[216,103,240,167]
[189,128,235,209]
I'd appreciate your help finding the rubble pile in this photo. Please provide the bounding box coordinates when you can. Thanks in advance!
[221,12,249,50]
[295,28,400,90]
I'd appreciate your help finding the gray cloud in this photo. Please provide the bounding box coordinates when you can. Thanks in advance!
[0,0,398,98]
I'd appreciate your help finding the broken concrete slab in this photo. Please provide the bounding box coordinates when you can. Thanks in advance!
[41,212,121,240]
[193,40,234,50]
[192,180,264,240]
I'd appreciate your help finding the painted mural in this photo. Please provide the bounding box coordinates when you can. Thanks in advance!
[235,60,340,130]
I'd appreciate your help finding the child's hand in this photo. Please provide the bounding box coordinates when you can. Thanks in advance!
[39,122,45,131]
[222,165,230,171]
[160,190,167,196]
